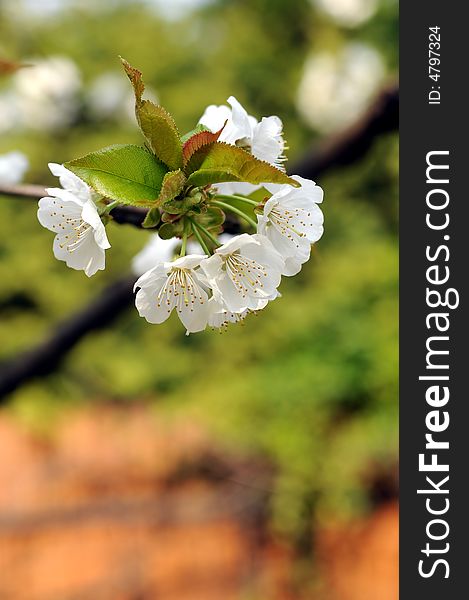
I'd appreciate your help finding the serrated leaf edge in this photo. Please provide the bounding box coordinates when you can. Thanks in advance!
[185,141,299,187]
[182,122,226,167]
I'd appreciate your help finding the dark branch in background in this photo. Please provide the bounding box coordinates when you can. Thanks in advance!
[0,84,398,402]
[290,83,399,179]
[0,276,136,400]
[110,205,147,228]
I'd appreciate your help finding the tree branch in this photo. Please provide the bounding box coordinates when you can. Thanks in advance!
[0,183,47,199]
[290,83,399,179]
[0,84,398,401]
[0,275,136,400]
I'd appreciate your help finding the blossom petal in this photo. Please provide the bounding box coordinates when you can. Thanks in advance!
[44,187,85,207]
[81,200,111,250]
[37,196,81,232]
[207,298,248,329]
[135,281,173,324]
[199,104,232,133]
[227,96,254,140]
[134,263,169,292]
[177,286,210,333]
[169,254,207,270]
[48,162,91,202]
[251,116,285,168]
[245,234,285,273]
[214,272,252,312]
[200,253,223,281]
[283,255,306,277]
[53,230,105,277]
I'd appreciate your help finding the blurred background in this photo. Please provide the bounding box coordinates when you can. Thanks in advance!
[0,0,398,598]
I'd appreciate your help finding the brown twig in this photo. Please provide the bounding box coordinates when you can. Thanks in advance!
[0,183,47,199]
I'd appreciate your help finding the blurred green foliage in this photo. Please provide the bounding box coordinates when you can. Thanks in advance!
[0,0,398,539]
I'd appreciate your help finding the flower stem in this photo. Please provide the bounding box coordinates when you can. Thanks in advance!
[214,194,259,207]
[103,200,120,215]
[189,220,211,255]
[180,233,187,257]
[211,200,258,230]
[196,222,221,247]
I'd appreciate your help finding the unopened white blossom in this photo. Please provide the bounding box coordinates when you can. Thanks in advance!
[132,235,180,276]
[201,233,284,313]
[37,164,110,277]
[134,255,210,333]
[0,151,29,185]
[259,175,324,276]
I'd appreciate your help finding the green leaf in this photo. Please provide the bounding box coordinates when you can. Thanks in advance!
[121,57,183,170]
[137,101,183,170]
[142,207,161,229]
[180,124,210,144]
[120,57,145,103]
[65,144,169,207]
[185,142,298,187]
[182,123,226,167]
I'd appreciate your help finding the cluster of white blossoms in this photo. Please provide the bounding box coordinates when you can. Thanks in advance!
[38,96,324,333]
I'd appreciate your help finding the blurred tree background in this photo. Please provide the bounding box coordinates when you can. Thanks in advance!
[0,0,398,584]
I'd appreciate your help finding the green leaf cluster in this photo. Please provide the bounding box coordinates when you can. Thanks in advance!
[65,59,297,220]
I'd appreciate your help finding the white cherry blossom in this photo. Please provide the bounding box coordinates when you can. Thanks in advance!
[0,151,29,185]
[37,163,110,277]
[201,233,284,313]
[199,96,285,167]
[258,176,324,276]
[134,255,210,333]
[199,96,286,195]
